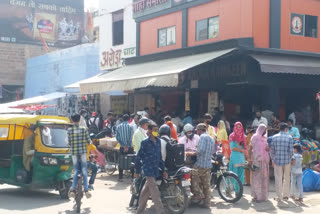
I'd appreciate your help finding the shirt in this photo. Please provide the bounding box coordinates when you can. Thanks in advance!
[135,137,165,177]
[207,125,217,140]
[133,127,147,153]
[182,116,192,125]
[67,125,91,155]
[252,116,268,128]
[178,135,200,152]
[262,110,274,126]
[79,116,88,129]
[116,121,134,147]
[288,127,300,139]
[130,121,138,132]
[270,132,294,166]
[288,112,296,125]
[291,153,303,175]
[89,117,100,129]
[195,133,215,169]
[86,144,97,161]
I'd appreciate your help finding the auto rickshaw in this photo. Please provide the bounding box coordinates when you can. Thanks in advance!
[0,114,73,199]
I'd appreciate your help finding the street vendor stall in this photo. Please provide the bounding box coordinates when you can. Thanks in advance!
[99,137,120,175]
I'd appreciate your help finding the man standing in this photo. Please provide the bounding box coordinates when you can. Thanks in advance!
[288,119,300,140]
[135,122,167,214]
[130,114,140,132]
[103,112,113,128]
[203,113,217,141]
[116,114,134,181]
[270,113,281,136]
[68,114,92,199]
[191,123,215,209]
[88,112,100,134]
[252,110,268,128]
[262,105,274,126]
[79,109,88,129]
[270,123,294,201]
[133,117,149,153]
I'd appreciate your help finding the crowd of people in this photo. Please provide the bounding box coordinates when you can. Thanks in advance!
[67,107,307,213]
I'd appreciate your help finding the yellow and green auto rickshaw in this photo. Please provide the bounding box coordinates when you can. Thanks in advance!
[0,114,73,199]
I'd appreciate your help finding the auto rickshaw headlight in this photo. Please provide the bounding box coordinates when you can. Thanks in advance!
[42,157,49,165]
[48,157,58,165]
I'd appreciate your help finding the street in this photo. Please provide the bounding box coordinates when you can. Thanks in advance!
[0,173,320,214]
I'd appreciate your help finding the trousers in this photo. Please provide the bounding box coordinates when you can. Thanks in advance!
[72,154,88,191]
[136,176,165,214]
[290,173,303,198]
[274,164,291,199]
[191,166,211,206]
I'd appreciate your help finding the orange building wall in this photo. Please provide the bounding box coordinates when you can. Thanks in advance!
[281,0,320,53]
[140,12,182,56]
[188,0,255,47]
[252,0,270,48]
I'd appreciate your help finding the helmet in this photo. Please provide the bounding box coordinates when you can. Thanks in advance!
[139,117,149,126]
[159,124,171,137]
[183,124,194,133]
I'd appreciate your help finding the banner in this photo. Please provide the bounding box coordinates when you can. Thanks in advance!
[0,0,84,48]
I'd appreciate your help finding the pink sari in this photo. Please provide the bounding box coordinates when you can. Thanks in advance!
[250,124,270,201]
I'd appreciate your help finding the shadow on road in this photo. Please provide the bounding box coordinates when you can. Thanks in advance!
[0,187,69,211]
[97,173,131,191]
[58,207,91,214]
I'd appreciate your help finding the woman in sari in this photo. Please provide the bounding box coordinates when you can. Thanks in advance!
[248,124,270,202]
[217,120,230,159]
[229,122,247,184]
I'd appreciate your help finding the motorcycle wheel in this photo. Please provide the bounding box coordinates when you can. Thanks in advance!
[217,172,243,203]
[166,184,188,214]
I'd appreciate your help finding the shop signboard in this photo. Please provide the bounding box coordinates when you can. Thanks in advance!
[208,91,218,114]
[133,0,206,19]
[0,0,84,48]
[111,95,128,114]
[100,47,136,70]
[290,13,304,36]
[185,90,190,111]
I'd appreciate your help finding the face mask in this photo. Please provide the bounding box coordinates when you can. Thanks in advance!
[257,116,261,120]
[152,131,158,137]
[186,133,194,139]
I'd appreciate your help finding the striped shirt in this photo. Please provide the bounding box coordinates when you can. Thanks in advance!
[116,121,134,148]
[195,133,215,169]
[67,125,91,155]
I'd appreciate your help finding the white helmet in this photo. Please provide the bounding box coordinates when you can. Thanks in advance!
[183,124,194,133]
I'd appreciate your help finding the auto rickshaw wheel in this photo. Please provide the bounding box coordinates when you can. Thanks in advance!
[59,180,72,199]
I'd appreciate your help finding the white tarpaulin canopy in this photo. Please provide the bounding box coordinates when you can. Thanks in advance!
[79,49,235,94]
[0,92,66,108]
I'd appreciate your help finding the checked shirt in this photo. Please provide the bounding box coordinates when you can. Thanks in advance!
[67,125,91,155]
[270,132,294,165]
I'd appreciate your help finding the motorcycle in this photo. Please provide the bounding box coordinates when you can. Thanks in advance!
[210,153,243,203]
[129,166,192,214]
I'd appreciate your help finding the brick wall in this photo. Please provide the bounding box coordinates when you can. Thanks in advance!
[0,43,58,86]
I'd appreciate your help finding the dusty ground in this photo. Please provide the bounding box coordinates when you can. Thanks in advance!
[0,173,319,214]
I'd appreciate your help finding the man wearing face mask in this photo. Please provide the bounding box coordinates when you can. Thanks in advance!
[133,117,149,153]
[135,122,167,214]
[287,119,300,140]
[179,124,200,167]
[203,113,217,141]
[252,110,268,129]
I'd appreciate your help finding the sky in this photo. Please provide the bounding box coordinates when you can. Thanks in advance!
[85,0,99,10]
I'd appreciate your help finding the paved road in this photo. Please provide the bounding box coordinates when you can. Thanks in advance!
[0,173,320,214]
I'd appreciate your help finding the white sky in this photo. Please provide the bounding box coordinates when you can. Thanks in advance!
[85,0,99,10]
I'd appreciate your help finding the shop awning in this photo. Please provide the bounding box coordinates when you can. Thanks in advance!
[0,92,66,108]
[251,54,320,75]
[79,49,235,93]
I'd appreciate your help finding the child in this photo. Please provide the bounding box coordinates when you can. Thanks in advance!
[290,144,303,202]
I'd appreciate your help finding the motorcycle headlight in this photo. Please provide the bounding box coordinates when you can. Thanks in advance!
[222,157,228,166]
[48,157,58,165]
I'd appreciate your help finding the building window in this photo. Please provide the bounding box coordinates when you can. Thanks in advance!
[196,16,219,41]
[305,15,318,38]
[158,26,176,47]
[112,10,124,46]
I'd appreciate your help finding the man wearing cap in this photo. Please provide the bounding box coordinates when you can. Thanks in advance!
[133,117,149,153]
[88,112,100,132]
[189,123,215,209]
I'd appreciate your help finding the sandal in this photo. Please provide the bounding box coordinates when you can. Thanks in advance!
[274,197,281,202]
[296,198,303,203]
[283,197,289,201]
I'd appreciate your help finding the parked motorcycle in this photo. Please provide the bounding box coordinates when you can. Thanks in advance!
[210,153,243,203]
[129,166,192,214]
